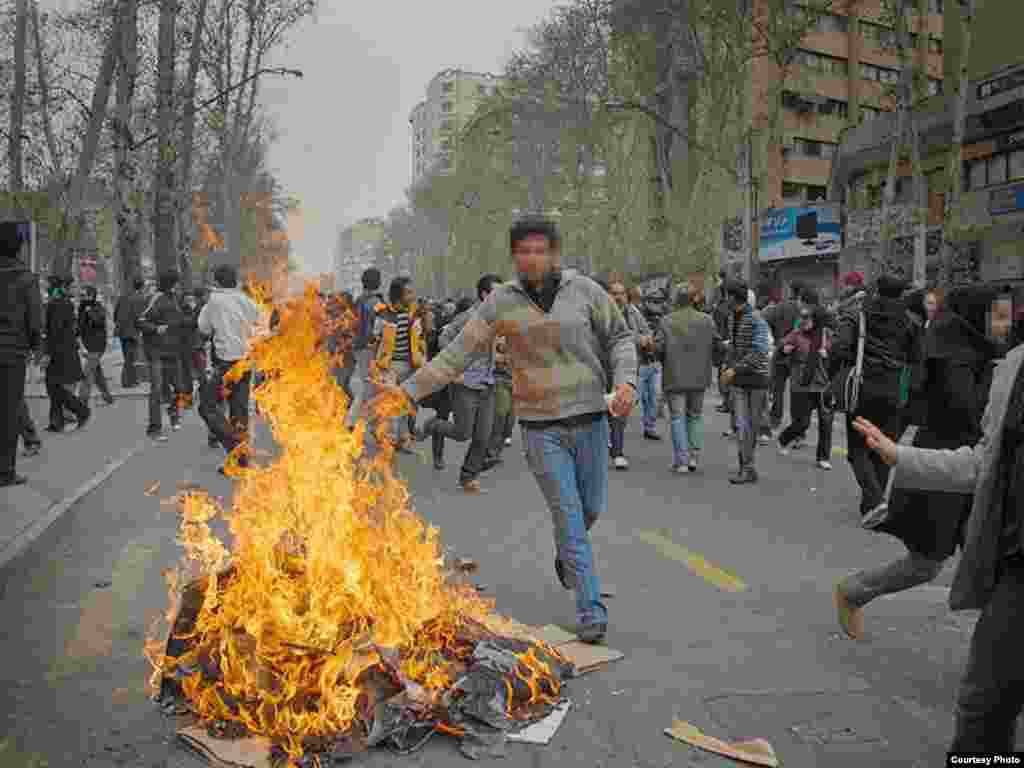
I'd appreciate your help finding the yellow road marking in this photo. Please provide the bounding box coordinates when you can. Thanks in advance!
[832,446,848,458]
[49,540,158,681]
[636,529,747,593]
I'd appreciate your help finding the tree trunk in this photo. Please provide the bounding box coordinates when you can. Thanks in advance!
[152,0,178,275]
[9,0,28,195]
[879,0,912,275]
[940,0,974,287]
[225,0,259,269]
[30,1,62,176]
[176,0,210,290]
[910,111,927,288]
[57,10,121,277]
[113,0,140,294]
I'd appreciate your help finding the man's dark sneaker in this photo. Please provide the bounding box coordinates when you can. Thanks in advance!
[643,431,662,441]
[729,468,759,485]
[102,394,115,405]
[23,443,42,457]
[433,457,446,470]
[716,404,730,413]
[208,435,220,448]
[75,410,91,430]
[554,557,571,590]
[45,424,63,433]
[577,622,607,645]
[148,428,168,442]
[0,474,28,487]
[481,457,503,473]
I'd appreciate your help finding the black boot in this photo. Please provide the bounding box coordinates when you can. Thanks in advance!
[431,432,445,470]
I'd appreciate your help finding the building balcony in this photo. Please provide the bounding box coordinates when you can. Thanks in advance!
[781,154,834,186]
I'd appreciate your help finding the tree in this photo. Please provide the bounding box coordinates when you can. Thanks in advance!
[152,0,177,274]
[9,0,28,195]
[112,0,141,292]
[30,1,63,177]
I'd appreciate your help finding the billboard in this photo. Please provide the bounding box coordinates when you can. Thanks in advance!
[759,204,841,262]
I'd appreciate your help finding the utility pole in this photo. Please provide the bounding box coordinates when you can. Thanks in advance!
[743,131,758,286]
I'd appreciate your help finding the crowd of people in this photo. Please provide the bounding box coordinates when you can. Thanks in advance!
[4,212,1024,755]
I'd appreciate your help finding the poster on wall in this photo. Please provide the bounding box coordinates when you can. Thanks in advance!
[759,204,841,262]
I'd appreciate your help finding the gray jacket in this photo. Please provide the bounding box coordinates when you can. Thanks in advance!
[441,302,494,389]
[656,307,718,393]
[403,270,637,422]
[894,344,1024,611]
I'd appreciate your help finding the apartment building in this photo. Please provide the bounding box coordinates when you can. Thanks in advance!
[409,69,504,183]
[334,217,387,295]
[720,0,946,298]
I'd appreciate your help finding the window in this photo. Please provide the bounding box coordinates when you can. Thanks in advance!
[927,0,943,13]
[1011,149,1024,180]
[807,185,828,202]
[782,182,802,200]
[862,63,900,83]
[989,154,1008,185]
[927,78,942,96]
[861,105,883,122]
[860,20,896,49]
[441,81,454,93]
[820,98,849,118]
[441,101,453,113]
[791,138,837,158]
[794,7,848,34]
[796,49,848,77]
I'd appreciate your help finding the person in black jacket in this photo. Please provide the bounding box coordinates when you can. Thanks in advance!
[835,286,1003,640]
[136,270,186,440]
[43,275,91,432]
[831,274,916,518]
[0,222,43,486]
[763,282,804,431]
[76,285,114,406]
[114,278,147,387]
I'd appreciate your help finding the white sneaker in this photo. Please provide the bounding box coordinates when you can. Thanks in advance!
[688,458,698,471]
[614,456,629,470]
[817,460,833,470]
[778,444,790,456]
[672,464,690,474]
[504,437,512,447]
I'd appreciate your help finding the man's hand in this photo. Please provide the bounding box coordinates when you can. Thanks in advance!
[782,344,795,354]
[157,325,169,336]
[608,383,636,418]
[853,417,899,466]
[720,368,736,387]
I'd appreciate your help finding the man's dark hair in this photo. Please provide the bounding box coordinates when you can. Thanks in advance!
[727,278,749,303]
[213,265,238,288]
[388,276,411,305]
[477,273,501,301]
[510,217,560,251]
[456,297,474,315]
[133,278,145,291]
[157,270,180,293]
[82,285,98,299]
[675,285,692,308]
[875,274,907,299]
[361,267,381,291]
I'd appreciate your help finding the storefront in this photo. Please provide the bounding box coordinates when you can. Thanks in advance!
[758,204,842,301]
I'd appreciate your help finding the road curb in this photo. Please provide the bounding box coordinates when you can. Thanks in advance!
[0,438,150,571]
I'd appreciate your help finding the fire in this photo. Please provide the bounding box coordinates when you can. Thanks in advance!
[145,282,565,765]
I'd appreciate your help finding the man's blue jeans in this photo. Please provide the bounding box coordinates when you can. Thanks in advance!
[638,363,661,433]
[522,416,610,627]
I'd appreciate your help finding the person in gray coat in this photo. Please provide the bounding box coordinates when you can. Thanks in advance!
[852,343,1024,754]
[655,284,720,473]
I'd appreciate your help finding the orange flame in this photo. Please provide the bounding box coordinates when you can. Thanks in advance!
[144,280,497,763]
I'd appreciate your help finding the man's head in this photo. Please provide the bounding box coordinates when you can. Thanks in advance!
[727,278,749,310]
[82,285,98,301]
[510,217,560,285]
[213,265,238,289]
[388,276,414,307]
[157,269,180,294]
[133,278,145,292]
[361,267,381,292]
[608,281,628,308]
[477,273,501,303]
[48,275,70,298]
[875,274,907,300]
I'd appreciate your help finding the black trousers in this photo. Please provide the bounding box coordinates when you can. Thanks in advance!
[46,370,89,429]
[429,383,495,483]
[950,557,1024,752]
[198,360,252,454]
[19,397,40,447]
[120,337,140,387]
[779,390,834,461]
[0,358,28,479]
[769,359,789,428]
[845,394,904,513]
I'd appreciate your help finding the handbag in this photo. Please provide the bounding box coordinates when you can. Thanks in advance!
[824,311,866,413]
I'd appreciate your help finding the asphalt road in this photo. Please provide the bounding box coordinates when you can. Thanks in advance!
[0,398,1015,767]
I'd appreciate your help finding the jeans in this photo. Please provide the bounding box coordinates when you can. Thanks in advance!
[384,360,415,442]
[522,416,609,627]
[769,359,790,428]
[145,352,180,432]
[345,349,372,428]
[846,394,904,513]
[779,391,834,461]
[198,360,252,454]
[486,378,515,460]
[1,359,27,479]
[609,414,627,458]
[638,363,661,433]
[841,551,945,609]
[78,350,112,402]
[732,388,767,469]
[950,558,1024,753]
[667,390,705,466]
[46,369,89,429]
[120,337,140,388]
[429,383,495,482]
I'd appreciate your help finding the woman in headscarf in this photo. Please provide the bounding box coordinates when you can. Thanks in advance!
[835,285,1003,640]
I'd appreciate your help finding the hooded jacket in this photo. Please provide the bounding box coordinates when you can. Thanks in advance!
[137,291,187,355]
[0,259,42,360]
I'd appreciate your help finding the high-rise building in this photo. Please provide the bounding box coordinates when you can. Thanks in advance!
[409,69,504,183]
[334,217,387,295]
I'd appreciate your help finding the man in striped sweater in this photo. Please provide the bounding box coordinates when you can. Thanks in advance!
[720,279,772,484]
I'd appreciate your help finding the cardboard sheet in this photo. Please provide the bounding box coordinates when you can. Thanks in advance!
[665,720,779,767]
[177,725,273,768]
[507,700,572,744]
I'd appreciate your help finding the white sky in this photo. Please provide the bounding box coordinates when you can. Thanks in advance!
[259,0,560,276]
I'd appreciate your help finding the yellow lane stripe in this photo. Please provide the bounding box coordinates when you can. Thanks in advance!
[636,529,747,593]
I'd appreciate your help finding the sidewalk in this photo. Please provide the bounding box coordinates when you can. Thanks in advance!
[0,396,155,570]
[24,343,150,400]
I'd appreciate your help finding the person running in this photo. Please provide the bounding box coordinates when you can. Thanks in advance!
[345,268,385,429]
[485,332,516,466]
[43,276,91,433]
[372,277,425,452]
[852,334,1024,755]
[720,279,772,484]
[777,304,834,469]
[0,222,43,486]
[378,217,637,645]
[76,285,115,406]
[197,265,265,471]
[656,282,719,474]
[415,274,500,491]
